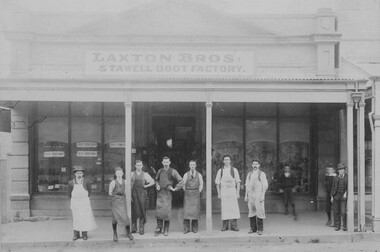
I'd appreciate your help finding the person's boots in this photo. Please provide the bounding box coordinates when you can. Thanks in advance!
[139,225,145,235]
[82,231,88,240]
[257,218,264,235]
[248,216,257,234]
[112,223,118,242]
[326,212,331,226]
[131,220,137,233]
[164,221,169,236]
[125,226,134,240]
[73,230,80,241]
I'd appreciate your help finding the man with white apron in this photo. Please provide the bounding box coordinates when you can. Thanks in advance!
[68,166,97,241]
[155,156,183,236]
[244,160,268,235]
[215,155,241,231]
[183,160,203,234]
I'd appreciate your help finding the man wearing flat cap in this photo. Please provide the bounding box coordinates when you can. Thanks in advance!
[330,163,348,231]
[68,166,97,240]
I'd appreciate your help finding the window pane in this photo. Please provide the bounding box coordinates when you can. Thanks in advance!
[213,103,243,117]
[104,103,124,117]
[212,117,243,195]
[71,117,102,192]
[38,102,69,116]
[37,117,69,192]
[279,103,310,117]
[246,103,277,117]
[279,118,310,192]
[71,102,101,117]
[245,119,277,191]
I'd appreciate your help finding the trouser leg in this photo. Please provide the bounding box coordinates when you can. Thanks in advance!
[155,219,163,236]
[222,220,229,230]
[257,218,263,231]
[249,216,257,232]
[164,221,170,236]
[131,218,137,233]
[139,218,145,233]
[230,219,238,230]
[192,220,198,233]
[333,197,341,228]
[283,191,289,213]
[183,219,190,233]
[289,190,296,215]
[341,199,347,230]
[112,223,118,241]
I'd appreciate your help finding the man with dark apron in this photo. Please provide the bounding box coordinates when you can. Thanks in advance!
[183,160,203,234]
[215,155,241,231]
[131,160,155,235]
[109,167,134,242]
[155,156,184,236]
[68,166,97,241]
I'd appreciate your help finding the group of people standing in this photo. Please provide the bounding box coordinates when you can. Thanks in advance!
[66,155,347,241]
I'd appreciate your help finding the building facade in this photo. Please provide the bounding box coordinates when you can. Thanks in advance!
[1,0,378,234]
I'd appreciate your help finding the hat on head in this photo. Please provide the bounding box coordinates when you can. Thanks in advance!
[337,163,346,170]
[73,165,85,173]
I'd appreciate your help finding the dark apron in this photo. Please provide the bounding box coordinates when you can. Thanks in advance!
[155,169,173,220]
[184,171,201,220]
[132,172,147,222]
[111,179,129,226]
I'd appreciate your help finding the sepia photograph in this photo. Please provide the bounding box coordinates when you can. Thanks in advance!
[0,0,380,251]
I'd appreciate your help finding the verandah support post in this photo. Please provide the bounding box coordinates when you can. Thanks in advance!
[358,101,366,231]
[124,101,133,222]
[206,101,213,235]
[373,80,380,232]
[347,101,354,232]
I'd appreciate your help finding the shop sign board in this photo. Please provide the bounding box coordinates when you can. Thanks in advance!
[44,151,65,158]
[109,142,125,148]
[85,50,255,77]
[77,151,98,157]
[77,142,98,148]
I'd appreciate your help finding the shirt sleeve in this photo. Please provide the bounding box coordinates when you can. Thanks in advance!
[234,168,241,183]
[144,172,154,184]
[198,173,204,192]
[215,169,221,185]
[109,180,115,196]
[172,169,184,189]
[183,172,188,190]
[261,172,268,191]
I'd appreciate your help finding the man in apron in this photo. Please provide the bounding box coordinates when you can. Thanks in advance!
[131,160,155,235]
[155,156,184,236]
[183,160,203,234]
[68,166,97,241]
[109,167,134,242]
[244,160,268,235]
[215,155,241,231]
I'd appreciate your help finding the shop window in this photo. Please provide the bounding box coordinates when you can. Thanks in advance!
[279,118,310,192]
[37,102,69,193]
[279,103,310,117]
[71,115,102,192]
[213,102,243,117]
[245,118,277,191]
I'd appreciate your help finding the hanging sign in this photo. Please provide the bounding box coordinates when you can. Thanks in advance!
[85,50,255,77]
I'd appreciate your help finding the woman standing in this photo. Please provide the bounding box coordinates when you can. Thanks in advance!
[68,166,97,241]
[109,167,134,242]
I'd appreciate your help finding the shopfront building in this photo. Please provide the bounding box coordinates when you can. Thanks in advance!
[0,1,370,233]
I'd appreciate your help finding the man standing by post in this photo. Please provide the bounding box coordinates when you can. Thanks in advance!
[155,156,183,236]
[131,160,155,235]
[325,163,336,226]
[215,155,241,231]
[68,166,97,241]
[331,163,348,231]
[278,164,297,218]
[244,160,268,235]
[183,160,203,234]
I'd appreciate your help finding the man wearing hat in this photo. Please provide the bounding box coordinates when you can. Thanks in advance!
[330,163,348,231]
[325,163,336,226]
[68,166,97,241]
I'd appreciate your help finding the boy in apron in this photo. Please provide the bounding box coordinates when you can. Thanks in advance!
[183,160,203,234]
[109,167,134,242]
[68,166,97,241]
[131,160,155,235]
[215,155,241,231]
[154,156,183,236]
[244,160,268,235]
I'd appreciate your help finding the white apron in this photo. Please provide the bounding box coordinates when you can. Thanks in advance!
[246,171,266,219]
[220,170,240,220]
[70,183,97,231]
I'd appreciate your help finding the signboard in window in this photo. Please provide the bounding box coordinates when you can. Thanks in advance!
[44,151,65,158]
[77,151,98,157]
[109,142,125,148]
[77,142,98,148]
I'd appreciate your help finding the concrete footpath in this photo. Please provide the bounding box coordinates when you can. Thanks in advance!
[1,211,380,250]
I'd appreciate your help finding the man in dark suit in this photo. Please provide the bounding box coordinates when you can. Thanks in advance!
[330,163,348,231]
[278,164,297,217]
